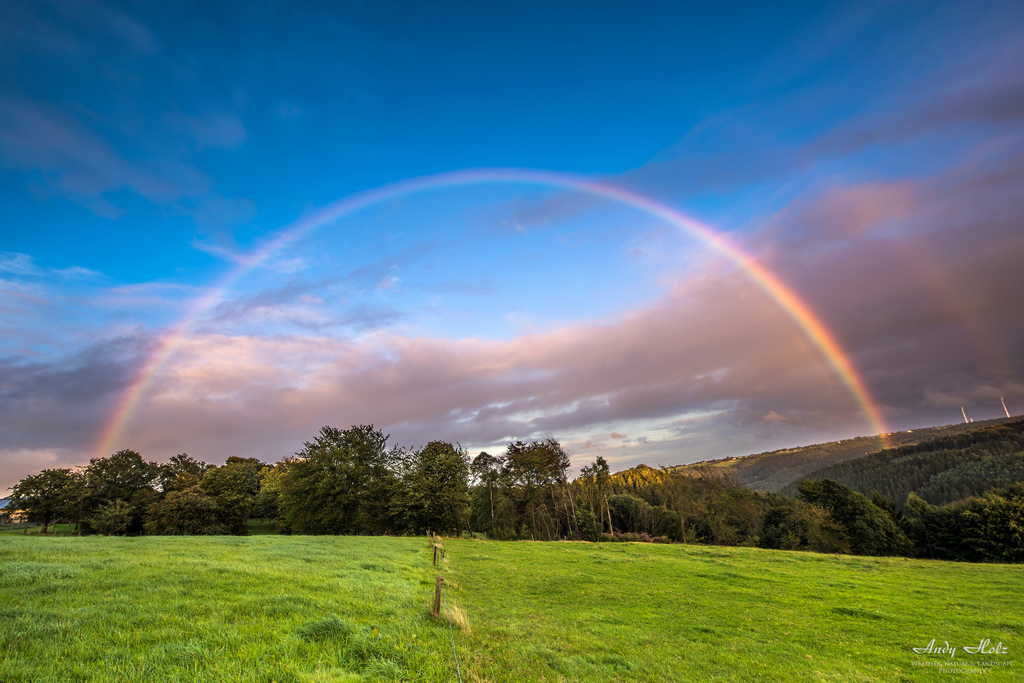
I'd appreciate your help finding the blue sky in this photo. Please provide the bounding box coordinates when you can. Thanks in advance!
[2,0,1024,488]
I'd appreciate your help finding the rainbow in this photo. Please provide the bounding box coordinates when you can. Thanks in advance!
[94,168,890,458]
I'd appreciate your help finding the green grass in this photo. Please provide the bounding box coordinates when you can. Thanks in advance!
[0,535,457,682]
[444,539,1021,682]
[2,535,1021,682]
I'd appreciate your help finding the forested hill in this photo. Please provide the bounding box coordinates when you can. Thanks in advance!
[666,416,1019,493]
[785,419,1024,509]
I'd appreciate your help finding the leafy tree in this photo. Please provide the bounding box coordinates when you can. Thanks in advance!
[82,449,160,534]
[797,479,913,556]
[86,449,160,502]
[196,458,266,534]
[905,485,1024,562]
[470,451,501,532]
[201,459,263,500]
[253,465,285,520]
[144,487,228,535]
[158,454,211,492]
[400,441,470,535]
[8,468,82,532]
[501,438,576,540]
[576,456,612,538]
[760,499,849,554]
[277,425,401,535]
[88,500,135,536]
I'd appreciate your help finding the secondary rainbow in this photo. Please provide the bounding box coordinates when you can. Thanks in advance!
[94,168,890,458]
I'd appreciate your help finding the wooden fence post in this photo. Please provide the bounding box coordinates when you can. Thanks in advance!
[433,544,437,566]
[431,575,443,618]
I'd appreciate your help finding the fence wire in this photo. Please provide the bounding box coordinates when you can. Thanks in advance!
[441,577,463,683]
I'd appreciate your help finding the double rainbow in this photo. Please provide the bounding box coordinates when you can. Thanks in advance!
[94,168,889,459]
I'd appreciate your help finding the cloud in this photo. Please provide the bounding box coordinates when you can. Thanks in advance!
[4,141,1024,488]
[0,99,210,217]
[85,135,1023,475]
[0,334,151,489]
[0,253,40,276]
[0,252,101,279]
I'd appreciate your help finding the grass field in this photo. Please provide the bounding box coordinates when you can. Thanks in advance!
[2,533,1020,681]
[1,534,455,682]
[445,540,1021,681]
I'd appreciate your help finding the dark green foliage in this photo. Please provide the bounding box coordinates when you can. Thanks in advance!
[8,468,81,530]
[574,456,613,539]
[252,465,282,520]
[9,419,1022,564]
[760,498,849,553]
[797,479,913,556]
[397,441,470,535]
[625,466,762,546]
[487,438,577,540]
[791,420,1024,508]
[87,500,135,536]
[199,458,265,533]
[470,451,501,533]
[606,494,682,541]
[85,449,160,503]
[200,458,263,500]
[574,507,598,541]
[906,485,1024,562]
[83,449,161,534]
[277,425,401,535]
[144,487,229,535]
[158,454,211,491]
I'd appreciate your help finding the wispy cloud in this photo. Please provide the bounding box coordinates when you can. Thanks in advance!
[0,99,210,217]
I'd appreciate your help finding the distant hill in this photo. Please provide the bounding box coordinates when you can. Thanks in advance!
[785,418,1024,509]
[663,415,1020,493]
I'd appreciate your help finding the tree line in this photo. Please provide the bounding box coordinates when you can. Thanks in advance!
[6,424,1023,562]
[784,420,1024,509]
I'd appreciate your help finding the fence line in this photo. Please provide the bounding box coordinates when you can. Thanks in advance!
[429,532,464,683]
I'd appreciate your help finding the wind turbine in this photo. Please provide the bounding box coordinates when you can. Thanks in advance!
[1002,397,1011,418]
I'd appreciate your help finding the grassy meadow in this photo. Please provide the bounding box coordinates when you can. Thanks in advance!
[1,531,1021,682]
[1,534,455,682]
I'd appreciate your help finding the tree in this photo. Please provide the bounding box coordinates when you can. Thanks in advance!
[88,500,134,536]
[86,449,160,502]
[277,425,401,535]
[797,479,913,556]
[760,499,850,554]
[400,441,470,535]
[576,456,612,538]
[84,449,160,534]
[8,468,81,532]
[144,487,228,535]
[470,451,500,530]
[199,458,265,534]
[158,454,211,491]
[502,438,575,540]
[253,465,285,521]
